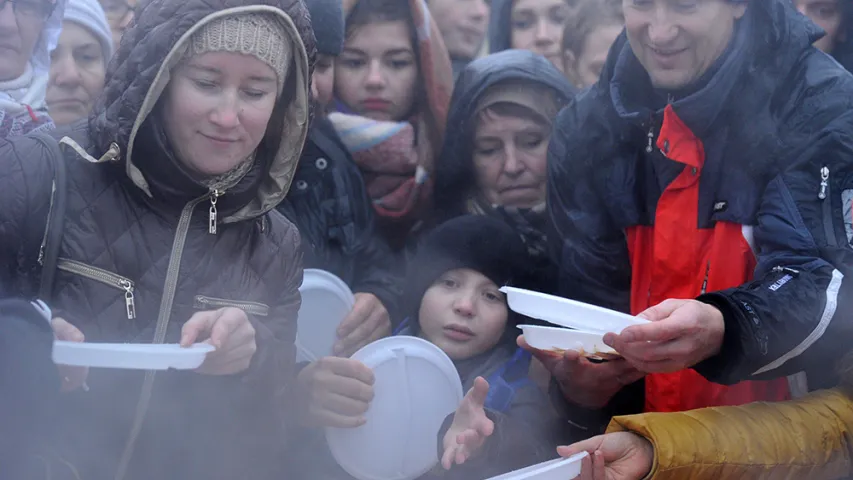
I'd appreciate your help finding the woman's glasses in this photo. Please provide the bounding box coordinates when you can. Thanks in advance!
[0,0,56,21]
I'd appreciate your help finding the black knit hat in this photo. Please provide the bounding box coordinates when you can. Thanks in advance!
[402,215,528,322]
[304,0,345,56]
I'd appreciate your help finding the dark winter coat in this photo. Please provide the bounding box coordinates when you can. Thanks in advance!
[0,0,315,478]
[278,115,403,318]
[433,49,575,294]
[548,0,853,435]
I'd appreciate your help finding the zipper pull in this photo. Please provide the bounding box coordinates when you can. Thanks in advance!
[772,266,800,276]
[646,126,654,153]
[209,189,221,234]
[819,166,829,200]
[700,261,711,295]
[120,279,136,319]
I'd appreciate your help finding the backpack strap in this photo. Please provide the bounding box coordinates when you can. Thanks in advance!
[31,133,67,303]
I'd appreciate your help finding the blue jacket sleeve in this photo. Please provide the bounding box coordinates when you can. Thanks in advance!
[695,124,853,388]
[547,105,632,313]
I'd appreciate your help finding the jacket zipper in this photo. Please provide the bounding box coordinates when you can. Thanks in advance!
[645,125,655,153]
[37,182,59,266]
[700,260,711,295]
[115,194,209,480]
[57,258,136,319]
[819,166,838,247]
[209,188,222,234]
[194,295,270,316]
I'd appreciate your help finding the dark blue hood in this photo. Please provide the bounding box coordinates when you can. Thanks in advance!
[487,0,514,53]
[602,0,824,138]
[433,49,576,218]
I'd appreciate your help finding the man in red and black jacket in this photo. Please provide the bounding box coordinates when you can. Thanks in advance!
[536,0,853,440]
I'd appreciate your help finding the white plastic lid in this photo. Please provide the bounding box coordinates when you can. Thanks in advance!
[52,341,215,370]
[500,287,648,334]
[296,269,356,361]
[484,453,588,480]
[326,336,464,480]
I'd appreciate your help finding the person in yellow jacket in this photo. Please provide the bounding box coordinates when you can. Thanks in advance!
[560,354,853,480]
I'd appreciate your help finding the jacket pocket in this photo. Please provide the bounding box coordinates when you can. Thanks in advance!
[193,295,270,317]
[57,258,136,319]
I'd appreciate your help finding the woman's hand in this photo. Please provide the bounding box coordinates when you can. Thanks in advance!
[441,377,494,470]
[51,317,89,392]
[558,432,654,480]
[334,293,391,357]
[296,356,375,428]
[181,307,257,375]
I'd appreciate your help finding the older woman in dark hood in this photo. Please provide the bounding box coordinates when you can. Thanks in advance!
[433,49,575,292]
[0,0,314,478]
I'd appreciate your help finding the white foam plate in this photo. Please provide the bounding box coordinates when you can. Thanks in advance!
[296,269,356,361]
[326,336,464,480]
[518,324,618,358]
[52,341,215,370]
[485,453,588,480]
[501,287,648,333]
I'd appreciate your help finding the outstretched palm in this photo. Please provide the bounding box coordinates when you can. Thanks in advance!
[441,376,494,470]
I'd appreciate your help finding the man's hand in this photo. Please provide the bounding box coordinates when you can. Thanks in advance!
[51,317,89,392]
[604,299,725,373]
[441,377,494,470]
[181,308,257,375]
[334,293,391,357]
[559,432,654,480]
[297,356,375,428]
[518,336,644,408]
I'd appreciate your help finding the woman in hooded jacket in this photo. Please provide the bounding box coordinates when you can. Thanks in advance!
[0,0,65,136]
[794,0,853,72]
[432,49,575,294]
[328,0,453,250]
[487,0,583,72]
[0,0,314,478]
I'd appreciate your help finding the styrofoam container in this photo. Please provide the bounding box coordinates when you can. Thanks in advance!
[518,324,617,358]
[484,453,588,480]
[501,287,648,333]
[296,269,356,361]
[326,336,464,480]
[52,341,215,370]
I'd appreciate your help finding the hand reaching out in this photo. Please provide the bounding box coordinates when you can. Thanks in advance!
[558,432,654,480]
[441,376,494,470]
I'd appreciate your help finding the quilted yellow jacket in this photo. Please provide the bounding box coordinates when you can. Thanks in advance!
[607,388,853,480]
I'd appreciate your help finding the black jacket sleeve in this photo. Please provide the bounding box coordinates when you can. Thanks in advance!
[547,104,632,314]
[337,154,404,318]
[0,136,55,299]
[695,121,853,388]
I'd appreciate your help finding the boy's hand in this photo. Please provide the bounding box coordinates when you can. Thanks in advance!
[441,377,494,470]
[297,356,375,428]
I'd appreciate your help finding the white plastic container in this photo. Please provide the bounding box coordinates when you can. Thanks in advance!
[296,269,356,361]
[326,336,464,480]
[501,287,647,333]
[484,453,588,480]
[517,325,616,358]
[52,341,215,370]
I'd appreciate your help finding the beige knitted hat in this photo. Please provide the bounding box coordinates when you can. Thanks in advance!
[190,12,290,92]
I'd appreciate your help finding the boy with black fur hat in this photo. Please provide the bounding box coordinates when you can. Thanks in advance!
[297,215,563,478]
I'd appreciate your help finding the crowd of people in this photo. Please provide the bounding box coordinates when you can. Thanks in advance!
[2,0,853,479]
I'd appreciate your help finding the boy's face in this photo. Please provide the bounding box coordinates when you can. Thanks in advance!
[418,268,509,361]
